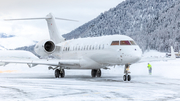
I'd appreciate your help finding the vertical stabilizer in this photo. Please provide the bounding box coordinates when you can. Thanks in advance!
[4,13,77,44]
[46,13,65,44]
[171,46,176,59]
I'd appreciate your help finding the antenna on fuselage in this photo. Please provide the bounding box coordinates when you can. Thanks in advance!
[4,13,78,44]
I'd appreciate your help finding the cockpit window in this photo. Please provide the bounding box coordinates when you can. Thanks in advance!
[111,41,119,45]
[120,41,131,45]
[130,41,136,45]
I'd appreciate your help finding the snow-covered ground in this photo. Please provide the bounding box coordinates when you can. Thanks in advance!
[0,50,180,101]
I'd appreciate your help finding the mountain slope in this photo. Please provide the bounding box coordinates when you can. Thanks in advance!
[64,0,180,52]
[0,33,15,38]
[148,1,180,52]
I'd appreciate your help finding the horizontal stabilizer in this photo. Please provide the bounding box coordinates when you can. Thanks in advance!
[171,46,176,59]
[55,17,78,22]
[4,17,51,21]
[4,17,78,22]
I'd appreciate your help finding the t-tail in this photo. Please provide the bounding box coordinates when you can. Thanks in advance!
[4,13,77,44]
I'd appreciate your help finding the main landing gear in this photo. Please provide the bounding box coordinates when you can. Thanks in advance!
[91,69,101,77]
[123,64,131,81]
[55,69,65,78]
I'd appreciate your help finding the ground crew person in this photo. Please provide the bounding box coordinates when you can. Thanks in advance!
[147,63,152,75]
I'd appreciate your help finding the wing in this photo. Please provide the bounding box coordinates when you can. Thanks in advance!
[0,59,80,68]
[138,57,175,63]
[138,47,176,63]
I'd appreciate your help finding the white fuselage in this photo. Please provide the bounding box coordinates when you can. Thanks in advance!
[52,35,142,69]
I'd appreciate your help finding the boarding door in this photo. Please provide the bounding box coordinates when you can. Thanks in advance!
[118,48,123,63]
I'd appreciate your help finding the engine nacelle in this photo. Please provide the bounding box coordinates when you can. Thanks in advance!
[34,40,56,57]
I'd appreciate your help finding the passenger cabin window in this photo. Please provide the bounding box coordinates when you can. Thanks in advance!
[92,46,94,50]
[99,45,101,49]
[75,46,77,51]
[130,41,136,45]
[102,44,104,49]
[120,41,131,45]
[111,41,119,45]
[89,46,91,50]
[84,46,86,50]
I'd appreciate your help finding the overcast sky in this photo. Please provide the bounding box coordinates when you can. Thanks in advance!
[0,0,125,41]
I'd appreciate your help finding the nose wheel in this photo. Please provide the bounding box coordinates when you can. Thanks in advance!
[123,75,131,81]
[123,64,131,81]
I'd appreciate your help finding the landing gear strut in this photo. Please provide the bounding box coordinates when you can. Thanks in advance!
[123,64,131,81]
[91,69,101,77]
[55,69,65,78]
[97,69,101,77]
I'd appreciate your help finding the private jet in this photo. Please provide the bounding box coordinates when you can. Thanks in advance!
[0,13,142,81]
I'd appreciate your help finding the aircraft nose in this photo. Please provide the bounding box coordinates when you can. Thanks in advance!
[135,49,142,61]
[132,48,142,62]
[135,53,142,61]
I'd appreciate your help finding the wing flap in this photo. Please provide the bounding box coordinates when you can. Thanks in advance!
[0,59,80,67]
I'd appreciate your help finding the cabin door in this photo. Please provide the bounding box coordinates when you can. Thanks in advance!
[118,49,123,63]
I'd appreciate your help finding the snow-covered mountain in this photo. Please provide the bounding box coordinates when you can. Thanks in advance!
[0,46,5,50]
[0,33,15,38]
[0,33,37,50]
[64,0,180,52]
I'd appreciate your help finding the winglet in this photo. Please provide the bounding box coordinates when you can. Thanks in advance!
[171,46,176,59]
[27,63,38,68]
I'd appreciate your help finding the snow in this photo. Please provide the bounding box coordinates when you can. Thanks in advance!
[0,36,36,49]
[143,50,166,58]
[140,50,168,62]
[0,50,180,100]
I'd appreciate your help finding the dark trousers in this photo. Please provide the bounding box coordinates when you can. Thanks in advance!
[149,68,152,75]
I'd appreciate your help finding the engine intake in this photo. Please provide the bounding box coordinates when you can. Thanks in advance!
[44,41,55,52]
[34,40,56,57]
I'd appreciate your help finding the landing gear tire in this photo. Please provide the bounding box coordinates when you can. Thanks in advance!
[123,75,126,81]
[91,69,97,77]
[55,69,60,78]
[60,69,65,78]
[128,75,131,81]
[97,69,101,77]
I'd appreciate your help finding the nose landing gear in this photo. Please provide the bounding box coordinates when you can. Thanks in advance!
[123,64,131,81]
